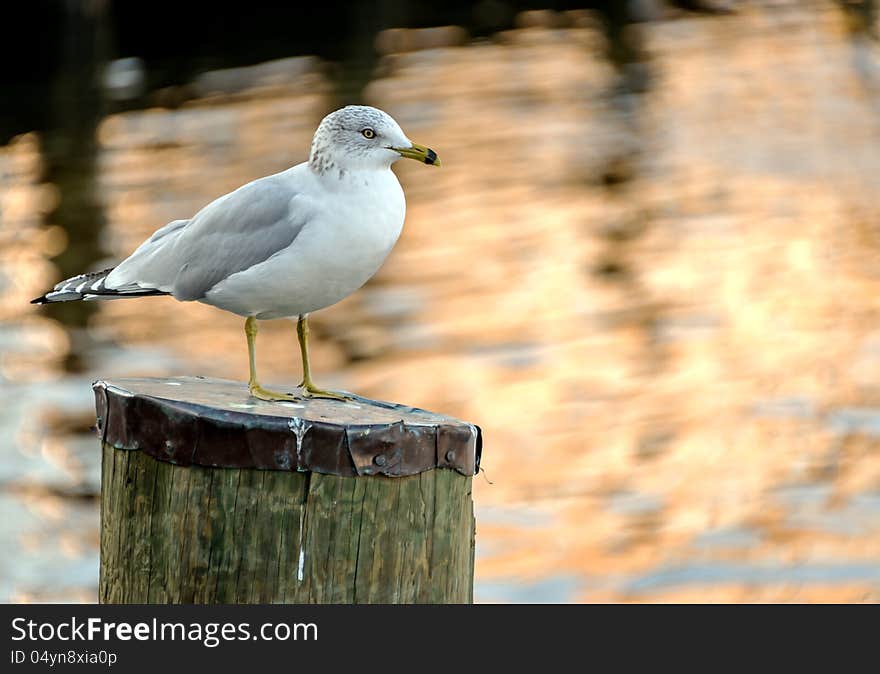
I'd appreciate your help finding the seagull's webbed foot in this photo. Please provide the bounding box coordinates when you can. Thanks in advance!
[248,382,300,402]
[297,381,353,401]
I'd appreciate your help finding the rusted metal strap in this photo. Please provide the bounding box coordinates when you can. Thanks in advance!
[94,377,481,477]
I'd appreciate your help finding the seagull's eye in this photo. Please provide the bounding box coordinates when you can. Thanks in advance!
[361,128,376,139]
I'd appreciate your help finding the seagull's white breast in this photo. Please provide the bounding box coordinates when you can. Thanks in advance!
[202,165,406,319]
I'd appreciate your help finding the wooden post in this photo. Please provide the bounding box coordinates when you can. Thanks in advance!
[93,377,480,604]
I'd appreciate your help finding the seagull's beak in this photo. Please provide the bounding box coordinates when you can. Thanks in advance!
[391,143,441,166]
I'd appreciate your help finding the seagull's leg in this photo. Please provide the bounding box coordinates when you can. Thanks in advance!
[245,316,298,402]
[296,314,351,400]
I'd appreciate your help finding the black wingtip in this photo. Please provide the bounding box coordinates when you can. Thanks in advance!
[30,296,48,305]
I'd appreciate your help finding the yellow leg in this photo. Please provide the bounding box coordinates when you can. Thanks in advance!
[296,314,351,400]
[245,317,298,402]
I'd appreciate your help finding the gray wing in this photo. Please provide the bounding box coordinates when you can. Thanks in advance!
[106,173,309,301]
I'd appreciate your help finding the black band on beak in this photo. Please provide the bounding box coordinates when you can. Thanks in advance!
[425,148,438,165]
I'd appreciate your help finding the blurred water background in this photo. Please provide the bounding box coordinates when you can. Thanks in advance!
[4,0,880,603]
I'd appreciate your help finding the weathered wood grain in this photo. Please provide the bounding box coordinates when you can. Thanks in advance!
[99,444,475,604]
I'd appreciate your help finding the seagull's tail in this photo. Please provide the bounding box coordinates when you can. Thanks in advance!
[30,267,170,304]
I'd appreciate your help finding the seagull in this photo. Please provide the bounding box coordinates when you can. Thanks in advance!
[32,105,440,401]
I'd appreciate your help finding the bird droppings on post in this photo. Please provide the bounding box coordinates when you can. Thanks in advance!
[297,547,306,583]
[288,417,312,465]
[295,503,308,586]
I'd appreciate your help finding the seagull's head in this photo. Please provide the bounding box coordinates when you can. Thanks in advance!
[309,105,440,175]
